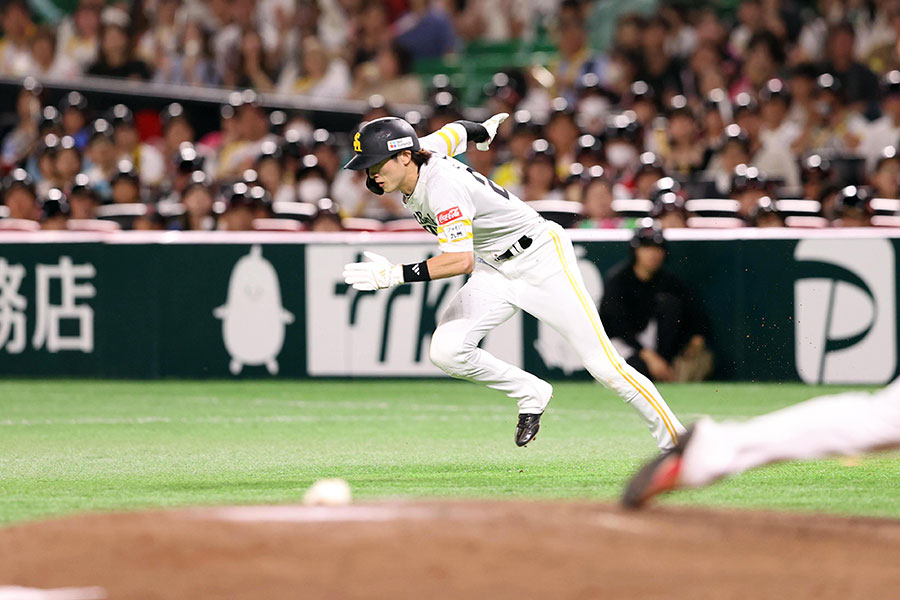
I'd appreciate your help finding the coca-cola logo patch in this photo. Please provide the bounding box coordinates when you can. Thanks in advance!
[437,206,462,225]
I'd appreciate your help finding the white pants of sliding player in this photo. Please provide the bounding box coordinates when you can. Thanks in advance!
[679,377,900,487]
[429,221,685,451]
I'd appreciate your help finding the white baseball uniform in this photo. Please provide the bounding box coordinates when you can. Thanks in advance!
[677,378,900,488]
[400,124,685,450]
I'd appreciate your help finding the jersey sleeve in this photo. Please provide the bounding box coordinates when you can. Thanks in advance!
[429,173,475,253]
[419,122,468,157]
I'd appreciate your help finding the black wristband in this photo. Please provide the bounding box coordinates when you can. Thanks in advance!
[452,120,489,143]
[402,260,431,282]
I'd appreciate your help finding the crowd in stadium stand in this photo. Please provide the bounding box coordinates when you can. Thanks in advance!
[1,0,900,231]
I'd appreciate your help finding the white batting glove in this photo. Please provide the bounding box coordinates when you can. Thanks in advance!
[476,112,509,151]
[342,251,404,291]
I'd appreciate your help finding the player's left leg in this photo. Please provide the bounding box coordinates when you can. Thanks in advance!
[430,260,554,417]
[506,223,685,450]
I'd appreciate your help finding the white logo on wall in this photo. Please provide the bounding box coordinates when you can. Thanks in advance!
[306,245,522,376]
[794,239,896,384]
[533,245,603,374]
[214,245,294,375]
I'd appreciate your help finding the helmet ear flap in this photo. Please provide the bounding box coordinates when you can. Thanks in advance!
[366,173,384,195]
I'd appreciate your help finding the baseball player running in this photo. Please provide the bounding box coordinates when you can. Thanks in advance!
[623,377,900,507]
[342,114,685,449]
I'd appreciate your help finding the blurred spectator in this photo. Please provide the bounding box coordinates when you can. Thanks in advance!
[217,92,278,178]
[833,184,872,226]
[133,204,167,230]
[219,181,258,231]
[661,102,708,176]
[513,139,562,202]
[107,104,164,187]
[819,21,879,117]
[861,5,900,73]
[69,173,100,219]
[600,222,712,383]
[87,8,151,80]
[549,0,602,102]
[136,0,179,73]
[172,173,217,231]
[491,114,537,189]
[793,73,867,156]
[731,31,784,98]
[154,22,222,87]
[859,70,900,171]
[277,36,350,97]
[703,125,752,196]
[55,136,83,192]
[223,27,276,91]
[637,15,683,101]
[110,160,142,204]
[1,83,41,169]
[578,173,620,228]
[730,164,770,219]
[309,198,344,232]
[0,0,34,76]
[870,147,900,199]
[59,91,89,150]
[350,42,424,104]
[751,196,785,227]
[786,63,819,128]
[394,0,457,60]
[756,80,802,189]
[56,0,101,73]
[255,141,295,204]
[39,188,69,230]
[546,100,580,174]
[800,153,834,202]
[650,191,689,229]
[28,26,79,79]
[294,155,330,205]
[2,168,38,220]
[631,153,666,200]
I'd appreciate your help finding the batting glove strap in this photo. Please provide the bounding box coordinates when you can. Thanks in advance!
[476,112,510,151]
[342,251,404,291]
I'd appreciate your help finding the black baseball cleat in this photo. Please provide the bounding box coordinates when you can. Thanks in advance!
[515,412,541,447]
[622,426,695,509]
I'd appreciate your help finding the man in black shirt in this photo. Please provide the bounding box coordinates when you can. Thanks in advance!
[600,222,711,382]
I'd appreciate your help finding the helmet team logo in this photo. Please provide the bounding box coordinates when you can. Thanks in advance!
[794,239,896,384]
[387,137,414,151]
[353,132,362,153]
[214,246,295,375]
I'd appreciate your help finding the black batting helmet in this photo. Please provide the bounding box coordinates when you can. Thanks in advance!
[343,117,420,171]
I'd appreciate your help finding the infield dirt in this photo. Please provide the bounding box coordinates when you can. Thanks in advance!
[2,501,899,599]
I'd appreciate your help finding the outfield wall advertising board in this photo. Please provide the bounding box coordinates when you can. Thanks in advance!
[0,230,897,383]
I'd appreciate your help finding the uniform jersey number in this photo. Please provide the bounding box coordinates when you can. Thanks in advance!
[466,166,510,200]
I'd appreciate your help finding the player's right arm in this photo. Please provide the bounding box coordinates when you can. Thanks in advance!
[341,250,473,291]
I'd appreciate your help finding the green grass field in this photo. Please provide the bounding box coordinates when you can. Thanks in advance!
[1,380,897,525]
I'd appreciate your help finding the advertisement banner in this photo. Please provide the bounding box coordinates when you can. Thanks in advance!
[1,230,898,383]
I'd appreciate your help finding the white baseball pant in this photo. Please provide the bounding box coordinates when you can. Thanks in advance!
[429,222,686,450]
[678,378,900,488]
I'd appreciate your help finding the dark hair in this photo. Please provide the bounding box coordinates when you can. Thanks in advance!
[747,30,785,64]
[389,42,413,76]
[410,149,432,168]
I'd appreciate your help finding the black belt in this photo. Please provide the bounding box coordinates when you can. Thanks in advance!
[497,235,533,261]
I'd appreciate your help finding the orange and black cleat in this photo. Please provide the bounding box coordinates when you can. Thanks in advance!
[622,426,695,508]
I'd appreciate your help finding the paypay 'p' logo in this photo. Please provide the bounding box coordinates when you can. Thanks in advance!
[794,239,896,384]
[353,132,362,153]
